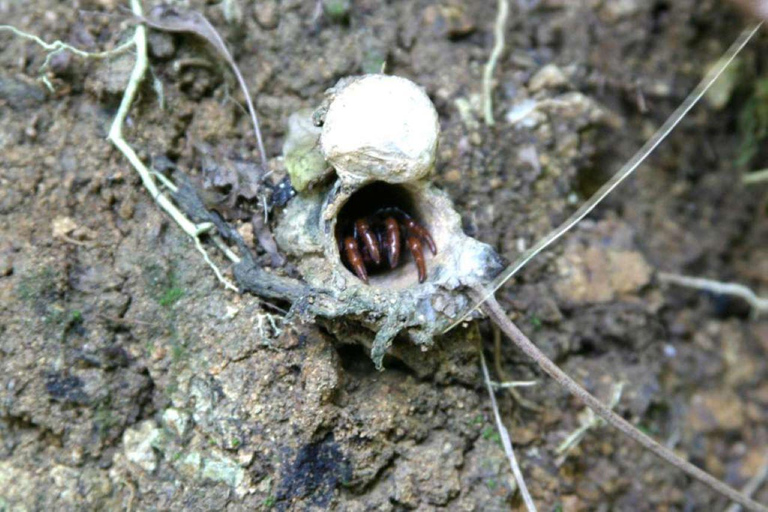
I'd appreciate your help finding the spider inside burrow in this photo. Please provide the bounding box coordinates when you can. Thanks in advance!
[335,182,437,284]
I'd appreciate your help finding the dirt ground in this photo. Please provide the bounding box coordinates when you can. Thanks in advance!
[1,0,767,510]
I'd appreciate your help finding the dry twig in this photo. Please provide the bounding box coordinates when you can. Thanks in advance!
[492,324,542,411]
[476,286,768,512]
[480,350,537,512]
[1,10,245,290]
[448,21,764,332]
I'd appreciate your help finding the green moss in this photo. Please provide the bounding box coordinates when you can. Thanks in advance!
[323,0,350,20]
[16,267,56,302]
[263,496,276,508]
[17,267,66,327]
[637,423,657,436]
[481,426,501,445]
[170,342,186,362]
[361,48,387,75]
[93,398,119,439]
[165,380,179,398]
[159,286,184,308]
[738,78,768,168]
[142,262,185,308]
[43,305,68,327]
[283,110,326,193]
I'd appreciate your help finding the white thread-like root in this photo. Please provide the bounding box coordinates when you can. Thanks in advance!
[0,24,134,91]
[105,0,239,292]
[743,168,768,184]
[659,272,768,315]
[2,6,243,291]
[491,380,538,389]
[482,0,509,126]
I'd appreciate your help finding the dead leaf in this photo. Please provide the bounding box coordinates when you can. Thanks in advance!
[134,4,267,168]
[197,143,262,212]
[252,214,285,267]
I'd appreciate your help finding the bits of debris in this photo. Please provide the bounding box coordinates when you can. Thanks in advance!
[528,63,570,93]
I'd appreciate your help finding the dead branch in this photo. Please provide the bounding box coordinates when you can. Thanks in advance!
[476,286,768,512]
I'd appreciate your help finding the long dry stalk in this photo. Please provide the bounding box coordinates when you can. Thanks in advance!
[476,287,768,512]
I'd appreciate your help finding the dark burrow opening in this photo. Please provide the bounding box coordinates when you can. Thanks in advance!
[335,182,433,282]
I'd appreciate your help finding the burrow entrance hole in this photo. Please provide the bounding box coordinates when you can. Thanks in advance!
[335,182,431,283]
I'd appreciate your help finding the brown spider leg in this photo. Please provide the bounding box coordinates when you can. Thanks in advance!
[404,218,437,255]
[355,219,381,265]
[359,237,374,264]
[407,235,427,283]
[384,217,401,268]
[343,236,368,283]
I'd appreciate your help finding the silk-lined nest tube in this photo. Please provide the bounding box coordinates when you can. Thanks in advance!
[276,74,504,367]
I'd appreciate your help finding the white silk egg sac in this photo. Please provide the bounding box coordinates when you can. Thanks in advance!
[320,74,440,185]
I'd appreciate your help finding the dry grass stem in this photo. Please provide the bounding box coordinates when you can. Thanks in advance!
[477,287,768,512]
[447,21,764,332]
[480,350,537,512]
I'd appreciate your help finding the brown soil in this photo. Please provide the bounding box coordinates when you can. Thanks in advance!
[1,1,766,510]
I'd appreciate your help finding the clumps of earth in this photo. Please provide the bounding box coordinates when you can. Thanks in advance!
[1,1,765,510]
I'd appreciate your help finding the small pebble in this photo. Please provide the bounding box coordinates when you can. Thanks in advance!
[148,32,177,60]
[253,0,279,29]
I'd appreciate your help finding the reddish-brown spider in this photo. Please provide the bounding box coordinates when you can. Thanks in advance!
[340,207,437,284]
